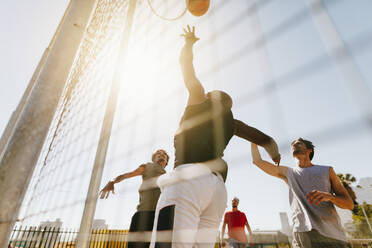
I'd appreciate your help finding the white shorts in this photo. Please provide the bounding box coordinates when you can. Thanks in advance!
[150,161,227,248]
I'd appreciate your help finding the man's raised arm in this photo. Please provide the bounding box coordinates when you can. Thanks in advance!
[251,143,287,182]
[179,25,206,106]
[234,119,281,164]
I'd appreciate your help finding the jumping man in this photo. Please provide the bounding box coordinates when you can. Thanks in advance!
[150,26,281,248]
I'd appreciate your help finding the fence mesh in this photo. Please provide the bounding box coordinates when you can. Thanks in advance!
[18,0,129,228]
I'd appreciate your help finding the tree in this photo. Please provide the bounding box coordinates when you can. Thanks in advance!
[337,173,357,204]
[351,202,372,238]
[337,173,372,238]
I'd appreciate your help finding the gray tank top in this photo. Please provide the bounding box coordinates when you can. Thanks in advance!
[136,163,166,211]
[286,165,346,241]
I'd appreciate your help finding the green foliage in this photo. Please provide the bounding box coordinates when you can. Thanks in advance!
[337,173,356,184]
[337,173,357,203]
[337,173,372,238]
[351,202,372,238]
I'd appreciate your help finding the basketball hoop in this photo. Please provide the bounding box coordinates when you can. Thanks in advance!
[147,0,187,21]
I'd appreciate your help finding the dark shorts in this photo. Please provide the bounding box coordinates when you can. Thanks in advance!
[154,205,175,248]
[293,229,348,248]
[128,211,156,248]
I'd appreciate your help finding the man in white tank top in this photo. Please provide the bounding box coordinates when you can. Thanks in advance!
[251,138,354,248]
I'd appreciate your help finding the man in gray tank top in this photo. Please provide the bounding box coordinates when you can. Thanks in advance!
[99,149,169,248]
[251,138,354,248]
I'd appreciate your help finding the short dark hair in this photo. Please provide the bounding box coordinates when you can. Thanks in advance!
[291,138,315,160]
[152,149,169,165]
[206,90,233,109]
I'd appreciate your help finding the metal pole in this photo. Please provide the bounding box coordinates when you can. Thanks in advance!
[0,1,72,161]
[307,0,372,120]
[75,1,137,247]
[0,48,47,161]
[0,1,99,247]
[248,0,289,140]
[360,204,372,236]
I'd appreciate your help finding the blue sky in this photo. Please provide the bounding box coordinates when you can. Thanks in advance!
[1,0,372,231]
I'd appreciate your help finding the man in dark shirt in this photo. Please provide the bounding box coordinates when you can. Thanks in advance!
[100,149,169,248]
[150,26,281,248]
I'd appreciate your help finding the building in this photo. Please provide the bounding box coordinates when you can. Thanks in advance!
[39,218,63,228]
[92,219,108,229]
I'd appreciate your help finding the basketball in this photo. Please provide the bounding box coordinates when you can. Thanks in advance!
[187,0,210,17]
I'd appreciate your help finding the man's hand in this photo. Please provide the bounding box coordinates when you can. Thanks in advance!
[306,190,332,205]
[99,181,115,199]
[263,139,281,166]
[272,154,281,166]
[181,25,199,46]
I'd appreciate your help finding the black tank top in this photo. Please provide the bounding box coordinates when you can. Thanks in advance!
[174,98,234,180]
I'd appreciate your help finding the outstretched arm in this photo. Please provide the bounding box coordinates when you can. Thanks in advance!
[234,119,281,164]
[251,143,288,182]
[306,167,354,210]
[179,25,206,106]
[99,165,145,199]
